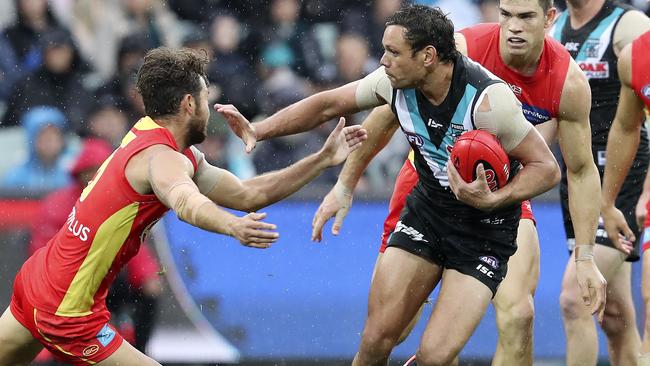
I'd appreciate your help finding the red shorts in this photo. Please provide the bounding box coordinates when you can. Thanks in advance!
[9,271,123,365]
[379,159,535,252]
[643,199,650,253]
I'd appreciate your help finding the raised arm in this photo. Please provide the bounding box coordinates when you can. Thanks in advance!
[312,105,400,241]
[447,83,560,211]
[198,119,366,212]
[145,145,279,248]
[216,67,392,151]
[601,44,646,250]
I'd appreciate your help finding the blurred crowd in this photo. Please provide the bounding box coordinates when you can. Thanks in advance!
[0,0,513,200]
[1,0,650,198]
[1,0,650,361]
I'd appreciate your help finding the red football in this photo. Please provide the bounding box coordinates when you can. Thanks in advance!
[450,130,510,191]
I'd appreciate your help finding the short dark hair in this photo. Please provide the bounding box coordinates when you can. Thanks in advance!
[385,5,458,63]
[538,0,553,11]
[136,47,209,118]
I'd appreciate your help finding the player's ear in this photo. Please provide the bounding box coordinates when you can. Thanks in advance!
[544,7,558,29]
[181,94,194,115]
[422,45,436,66]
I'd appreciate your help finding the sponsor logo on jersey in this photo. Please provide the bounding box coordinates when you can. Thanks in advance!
[479,217,505,225]
[508,83,523,96]
[578,61,609,79]
[583,39,601,58]
[479,255,500,269]
[521,103,551,125]
[66,207,91,242]
[642,84,650,99]
[394,221,428,242]
[96,324,116,347]
[427,118,443,129]
[405,132,424,147]
[565,42,580,52]
[82,345,99,357]
[476,264,495,278]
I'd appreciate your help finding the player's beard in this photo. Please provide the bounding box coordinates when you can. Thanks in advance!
[186,112,207,146]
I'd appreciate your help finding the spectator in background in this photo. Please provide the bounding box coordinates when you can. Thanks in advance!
[80,95,129,148]
[244,0,325,82]
[120,0,182,49]
[3,27,92,130]
[95,33,149,117]
[478,0,499,23]
[207,13,258,118]
[0,36,20,103]
[28,138,162,356]
[414,0,481,29]
[3,0,61,76]
[1,106,71,193]
[341,0,403,59]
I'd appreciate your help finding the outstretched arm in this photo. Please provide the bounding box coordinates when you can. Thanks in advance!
[602,44,646,250]
[146,145,278,248]
[216,67,391,151]
[312,105,399,241]
[199,119,367,212]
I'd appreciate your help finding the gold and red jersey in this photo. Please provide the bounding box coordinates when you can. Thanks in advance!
[18,116,197,318]
[631,31,650,108]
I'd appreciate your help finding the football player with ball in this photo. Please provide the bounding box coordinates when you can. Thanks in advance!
[309,0,607,365]
[219,4,565,365]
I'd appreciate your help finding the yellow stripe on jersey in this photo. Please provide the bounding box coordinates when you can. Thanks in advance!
[407,149,415,168]
[120,131,136,148]
[80,153,115,202]
[56,203,140,317]
[134,116,163,131]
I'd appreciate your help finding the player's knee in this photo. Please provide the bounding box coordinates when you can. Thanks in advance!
[359,325,398,357]
[416,344,456,366]
[559,287,586,320]
[497,296,534,338]
[601,298,635,337]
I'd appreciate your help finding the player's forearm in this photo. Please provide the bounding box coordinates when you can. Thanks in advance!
[255,91,356,141]
[493,160,560,208]
[568,161,601,245]
[241,151,331,211]
[602,122,641,206]
[165,183,239,236]
[338,126,394,190]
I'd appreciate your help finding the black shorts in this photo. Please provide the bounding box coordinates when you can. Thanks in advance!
[386,189,520,296]
[560,162,647,262]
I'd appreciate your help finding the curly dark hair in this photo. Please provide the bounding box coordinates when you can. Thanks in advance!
[136,47,209,118]
[385,5,458,64]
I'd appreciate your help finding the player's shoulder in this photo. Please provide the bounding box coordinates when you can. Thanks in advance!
[557,60,591,117]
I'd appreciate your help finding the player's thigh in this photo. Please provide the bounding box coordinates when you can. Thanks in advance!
[95,340,160,366]
[366,247,442,333]
[494,219,539,309]
[419,269,493,356]
[0,307,43,366]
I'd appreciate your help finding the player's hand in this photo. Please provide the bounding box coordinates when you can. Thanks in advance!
[601,204,634,255]
[575,258,607,323]
[319,117,367,167]
[636,191,649,229]
[311,182,353,242]
[214,103,257,153]
[447,161,497,211]
[228,212,279,249]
